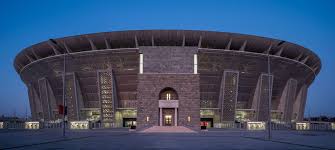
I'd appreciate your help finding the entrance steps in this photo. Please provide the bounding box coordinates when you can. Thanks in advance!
[139,126,197,133]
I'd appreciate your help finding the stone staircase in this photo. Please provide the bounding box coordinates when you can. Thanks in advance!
[139,126,197,133]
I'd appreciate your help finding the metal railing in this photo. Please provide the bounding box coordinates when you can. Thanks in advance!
[211,122,334,131]
[0,121,334,131]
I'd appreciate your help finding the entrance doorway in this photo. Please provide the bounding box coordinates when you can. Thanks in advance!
[164,115,172,126]
[123,118,136,127]
[200,118,213,128]
[158,87,179,126]
[161,108,175,126]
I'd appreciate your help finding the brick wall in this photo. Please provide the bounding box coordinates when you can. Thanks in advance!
[137,74,200,130]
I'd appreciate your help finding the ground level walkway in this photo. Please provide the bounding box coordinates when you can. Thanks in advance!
[0,129,335,149]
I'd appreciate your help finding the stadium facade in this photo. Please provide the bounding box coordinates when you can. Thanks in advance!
[14,30,321,130]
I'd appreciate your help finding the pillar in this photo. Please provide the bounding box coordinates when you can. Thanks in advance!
[251,73,273,121]
[160,108,162,126]
[174,108,177,126]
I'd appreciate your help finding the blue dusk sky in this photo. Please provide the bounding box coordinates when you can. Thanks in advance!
[0,0,334,117]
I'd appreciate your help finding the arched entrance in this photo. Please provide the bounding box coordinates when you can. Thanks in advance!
[158,87,179,126]
[159,87,178,100]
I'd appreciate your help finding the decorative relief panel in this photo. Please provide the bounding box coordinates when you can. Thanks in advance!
[220,71,239,122]
[97,70,117,126]
[65,74,76,121]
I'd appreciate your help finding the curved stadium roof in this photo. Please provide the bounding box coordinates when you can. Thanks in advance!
[14,30,321,75]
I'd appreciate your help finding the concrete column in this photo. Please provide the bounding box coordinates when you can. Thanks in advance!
[174,108,177,126]
[251,73,273,121]
[160,108,162,126]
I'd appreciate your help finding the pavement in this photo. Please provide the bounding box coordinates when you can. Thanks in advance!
[139,126,197,133]
[0,128,335,150]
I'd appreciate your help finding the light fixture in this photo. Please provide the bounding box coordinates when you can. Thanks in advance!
[187,116,191,122]
[146,116,150,122]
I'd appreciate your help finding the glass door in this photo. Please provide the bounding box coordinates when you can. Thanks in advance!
[164,115,172,126]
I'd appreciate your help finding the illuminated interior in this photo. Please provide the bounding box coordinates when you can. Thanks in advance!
[214,122,235,128]
[271,111,283,122]
[200,118,213,128]
[247,122,266,130]
[25,122,40,129]
[123,118,136,127]
[80,108,101,121]
[165,115,172,125]
[200,109,215,116]
[70,121,89,129]
[235,109,255,122]
[119,109,137,127]
[295,122,310,130]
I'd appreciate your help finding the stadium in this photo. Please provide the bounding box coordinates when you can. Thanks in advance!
[14,30,321,130]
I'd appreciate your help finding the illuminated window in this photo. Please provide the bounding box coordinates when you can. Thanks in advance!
[139,53,143,74]
[194,54,198,74]
[159,87,178,100]
[166,93,171,100]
